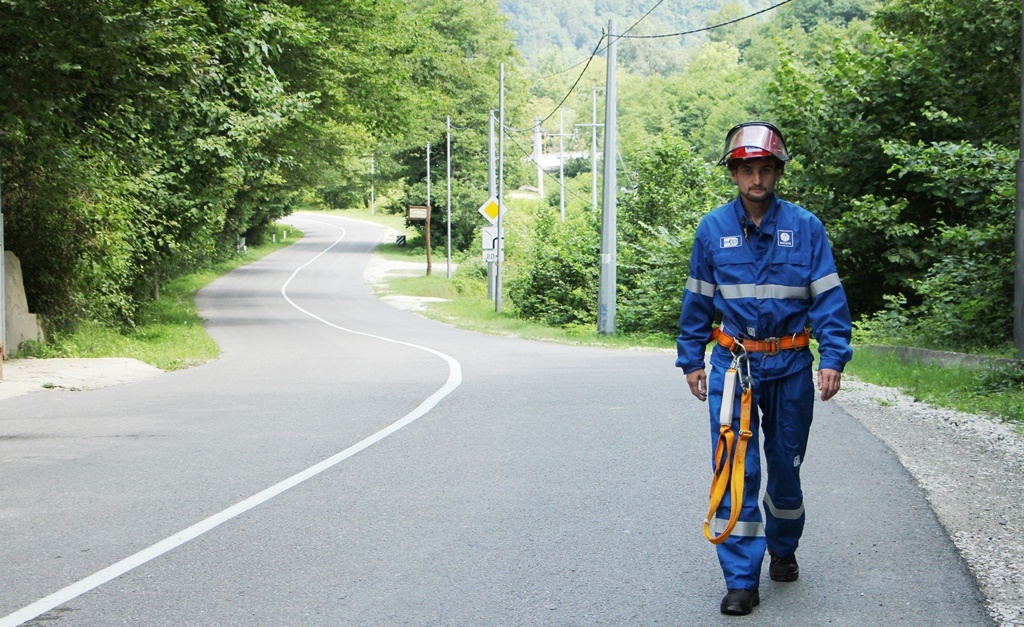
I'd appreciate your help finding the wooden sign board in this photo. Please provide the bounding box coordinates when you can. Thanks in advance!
[407,205,430,221]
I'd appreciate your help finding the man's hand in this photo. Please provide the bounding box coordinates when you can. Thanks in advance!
[686,369,708,402]
[817,368,842,401]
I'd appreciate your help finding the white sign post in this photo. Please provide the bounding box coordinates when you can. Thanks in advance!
[482,226,504,263]
[479,196,509,303]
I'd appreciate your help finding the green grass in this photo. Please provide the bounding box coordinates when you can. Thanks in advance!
[845,348,1024,427]
[16,223,301,371]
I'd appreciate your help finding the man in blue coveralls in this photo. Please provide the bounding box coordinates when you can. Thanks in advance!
[676,122,853,615]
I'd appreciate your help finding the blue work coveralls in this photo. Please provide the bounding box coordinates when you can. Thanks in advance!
[676,195,853,591]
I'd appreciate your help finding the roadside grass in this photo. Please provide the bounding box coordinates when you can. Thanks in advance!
[16,223,300,371]
[305,209,674,350]
[845,350,1024,427]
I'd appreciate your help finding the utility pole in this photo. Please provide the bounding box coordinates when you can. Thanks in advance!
[598,20,618,335]
[497,63,505,313]
[0,149,5,373]
[575,87,604,212]
[488,110,497,301]
[426,142,432,276]
[533,117,544,197]
[370,155,375,215]
[446,115,452,280]
[559,110,566,220]
[591,88,600,211]
[551,109,576,221]
[1016,1,1024,356]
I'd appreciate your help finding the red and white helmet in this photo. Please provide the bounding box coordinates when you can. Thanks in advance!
[718,122,790,166]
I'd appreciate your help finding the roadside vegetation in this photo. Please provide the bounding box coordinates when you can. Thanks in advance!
[16,223,299,371]
[3,1,1022,427]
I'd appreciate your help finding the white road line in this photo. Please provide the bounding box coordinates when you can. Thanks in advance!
[1,216,463,627]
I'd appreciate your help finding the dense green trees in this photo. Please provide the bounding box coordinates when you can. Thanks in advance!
[4,0,1016,354]
[502,0,1017,352]
[767,0,1019,349]
[1,0,518,332]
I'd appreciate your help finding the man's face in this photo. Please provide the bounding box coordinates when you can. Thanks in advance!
[729,158,782,205]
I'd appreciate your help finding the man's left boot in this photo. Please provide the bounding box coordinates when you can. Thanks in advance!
[769,552,799,582]
[720,589,760,615]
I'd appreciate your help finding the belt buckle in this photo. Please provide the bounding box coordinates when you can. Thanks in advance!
[763,336,780,356]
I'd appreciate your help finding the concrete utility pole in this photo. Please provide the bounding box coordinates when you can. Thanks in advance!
[1016,3,1024,356]
[591,88,601,211]
[488,110,497,301]
[0,151,5,372]
[598,20,618,335]
[497,63,505,313]
[446,115,452,280]
[533,117,544,197]
[552,109,576,221]
[575,87,604,212]
[426,143,432,276]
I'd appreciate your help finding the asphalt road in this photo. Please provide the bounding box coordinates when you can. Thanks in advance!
[0,213,992,625]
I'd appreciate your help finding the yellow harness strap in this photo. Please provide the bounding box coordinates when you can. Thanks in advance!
[703,361,754,545]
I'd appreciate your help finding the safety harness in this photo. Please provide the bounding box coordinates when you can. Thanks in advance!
[702,328,810,544]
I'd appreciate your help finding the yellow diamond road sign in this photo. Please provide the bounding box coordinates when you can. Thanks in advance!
[478,196,506,225]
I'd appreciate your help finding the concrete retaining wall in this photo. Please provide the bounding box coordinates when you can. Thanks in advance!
[4,251,45,356]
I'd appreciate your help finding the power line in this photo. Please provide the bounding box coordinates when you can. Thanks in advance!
[532,0,667,127]
[540,0,667,79]
[618,0,797,40]
[529,0,791,135]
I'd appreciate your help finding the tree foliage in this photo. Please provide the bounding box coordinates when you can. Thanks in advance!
[504,0,1016,352]
[0,0,519,332]
[765,0,1018,351]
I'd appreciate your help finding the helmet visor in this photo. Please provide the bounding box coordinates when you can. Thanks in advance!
[718,123,790,165]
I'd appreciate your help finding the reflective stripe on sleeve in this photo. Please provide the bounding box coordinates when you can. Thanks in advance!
[712,517,765,538]
[810,273,842,298]
[764,493,805,520]
[686,276,717,298]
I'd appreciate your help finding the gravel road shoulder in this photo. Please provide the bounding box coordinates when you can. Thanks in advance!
[837,378,1023,626]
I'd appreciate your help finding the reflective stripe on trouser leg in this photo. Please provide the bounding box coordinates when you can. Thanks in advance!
[759,369,815,558]
[707,364,765,591]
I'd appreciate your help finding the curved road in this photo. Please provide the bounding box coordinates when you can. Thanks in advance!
[0,213,991,625]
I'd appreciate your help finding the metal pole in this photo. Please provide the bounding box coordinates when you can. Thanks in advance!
[488,110,497,301]
[488,112,497,198]
[370,155,375,216]
[592,87,599,211]
[559,109,566,221]
[446,115,452,280]
[1,152,5,367]
[426,142,432,277]
[1016,1,1024,356]
[534,117,544,197]
[575,91,603,213]
[497,64,505,313]
[598,20,618,335]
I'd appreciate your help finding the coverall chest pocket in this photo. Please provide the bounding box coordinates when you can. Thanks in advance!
[768,246,811,283]
[710,246,751,286]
